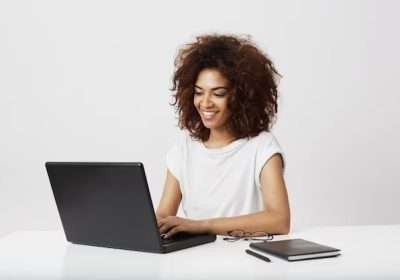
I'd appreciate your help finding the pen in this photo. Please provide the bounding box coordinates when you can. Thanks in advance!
[245,249,271,262]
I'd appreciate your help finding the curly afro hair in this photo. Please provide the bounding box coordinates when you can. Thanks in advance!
[170,33,281,142]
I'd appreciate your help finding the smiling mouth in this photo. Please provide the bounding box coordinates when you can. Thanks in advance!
[201,110,218,120]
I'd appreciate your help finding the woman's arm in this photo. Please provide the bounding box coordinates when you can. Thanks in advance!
[159,153,290,237]
[156,169,182,219]
[207,153,290,235]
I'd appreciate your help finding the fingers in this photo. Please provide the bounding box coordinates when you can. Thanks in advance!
[158,216,186,237]
[157,216,163,228]
[156,214,166,227]
[164,225,182,239]
[159,223,175,234]
[158,216,178,234]
[157,215,168,228]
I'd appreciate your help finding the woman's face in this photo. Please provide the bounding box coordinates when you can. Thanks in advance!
[193,68,231,131]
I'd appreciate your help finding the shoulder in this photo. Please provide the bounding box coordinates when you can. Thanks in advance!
[252,131,286,175]
[249,131,280,148]
[167,130,193,154]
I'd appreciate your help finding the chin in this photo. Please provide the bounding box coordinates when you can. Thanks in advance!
[202,121,221,130]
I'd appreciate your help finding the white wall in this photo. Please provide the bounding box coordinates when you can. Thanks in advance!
[1,0,399,237]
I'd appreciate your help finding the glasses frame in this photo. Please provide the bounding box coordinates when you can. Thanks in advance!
[222,229,274,242]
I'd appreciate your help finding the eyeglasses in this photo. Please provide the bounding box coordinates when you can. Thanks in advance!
[222,229,274,242]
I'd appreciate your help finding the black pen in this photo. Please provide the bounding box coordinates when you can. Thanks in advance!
[245,249,271,262]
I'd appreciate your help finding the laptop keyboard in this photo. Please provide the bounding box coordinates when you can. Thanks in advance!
[160,232,194,244]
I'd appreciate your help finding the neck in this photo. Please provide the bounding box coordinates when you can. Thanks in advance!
[205,127,236,148]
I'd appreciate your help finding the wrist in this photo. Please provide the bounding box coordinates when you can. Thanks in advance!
[200,219,213,234]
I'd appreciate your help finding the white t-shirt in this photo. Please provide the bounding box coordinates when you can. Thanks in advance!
[166,130,286,220]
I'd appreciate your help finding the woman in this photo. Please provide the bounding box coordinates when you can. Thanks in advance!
[156,34,290,239]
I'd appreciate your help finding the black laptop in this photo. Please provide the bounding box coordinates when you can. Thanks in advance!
[45,162,216,253]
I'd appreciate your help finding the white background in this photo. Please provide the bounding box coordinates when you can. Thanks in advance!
[1,0,399,238]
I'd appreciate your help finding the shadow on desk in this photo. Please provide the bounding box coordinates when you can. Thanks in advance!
[62,243,165,279]
[60,240,290,280]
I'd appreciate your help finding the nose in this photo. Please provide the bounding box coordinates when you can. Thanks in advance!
[200,93,214,108]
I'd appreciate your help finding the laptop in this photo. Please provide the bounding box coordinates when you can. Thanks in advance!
[45,162,216,253]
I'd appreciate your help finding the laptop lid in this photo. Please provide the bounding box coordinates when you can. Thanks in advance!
[45,162,163,253]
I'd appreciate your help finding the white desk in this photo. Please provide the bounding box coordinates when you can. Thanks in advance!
[1,225,399,279]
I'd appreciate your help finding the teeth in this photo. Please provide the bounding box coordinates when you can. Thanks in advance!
[202,111,217,119]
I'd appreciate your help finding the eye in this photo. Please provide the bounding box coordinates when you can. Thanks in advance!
[194,91,202,95]
[214,91,227,97]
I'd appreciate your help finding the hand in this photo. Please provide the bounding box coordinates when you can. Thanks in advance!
[156,214,165,223]
[157,216,209,238]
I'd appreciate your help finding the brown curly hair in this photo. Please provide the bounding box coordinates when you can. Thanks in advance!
[170,33,281,142]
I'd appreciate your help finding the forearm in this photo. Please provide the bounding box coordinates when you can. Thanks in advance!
[204,210,290,236]
[156,208,177,219]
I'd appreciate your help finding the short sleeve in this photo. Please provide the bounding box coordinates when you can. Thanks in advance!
[166,141,182,183]
[255,133,286,188]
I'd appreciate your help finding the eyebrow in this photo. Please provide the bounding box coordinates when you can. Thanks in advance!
[194,85,229,90]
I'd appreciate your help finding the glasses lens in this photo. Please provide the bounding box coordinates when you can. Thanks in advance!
[251,231,267,237]
[229,230,245,237]
[223,237,239,242]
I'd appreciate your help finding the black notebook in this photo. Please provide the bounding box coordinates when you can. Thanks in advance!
[249,239,341,261]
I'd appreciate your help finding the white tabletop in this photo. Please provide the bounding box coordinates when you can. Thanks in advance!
[1,225,399,279]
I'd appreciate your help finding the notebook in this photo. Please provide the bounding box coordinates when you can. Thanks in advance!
[249,239,341,261]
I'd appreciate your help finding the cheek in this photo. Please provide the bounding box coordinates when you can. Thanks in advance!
[217,99,229,113]
[193,96,200,108]
[220,102,232,122]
